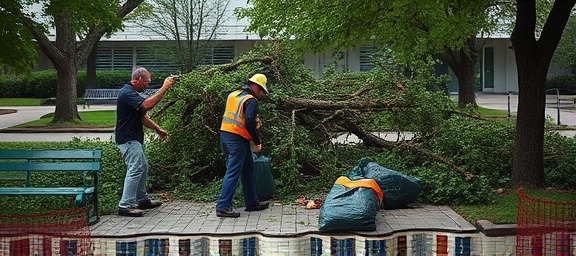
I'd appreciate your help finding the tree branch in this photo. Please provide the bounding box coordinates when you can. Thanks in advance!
[338,116,475,180]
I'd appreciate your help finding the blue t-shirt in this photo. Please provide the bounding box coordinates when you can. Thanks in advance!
[115,84,145,144]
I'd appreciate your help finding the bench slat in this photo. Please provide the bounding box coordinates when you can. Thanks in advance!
[0,162,100,172]
[0,149,101,159]
[0,187,91,195]
[0,149,102,225]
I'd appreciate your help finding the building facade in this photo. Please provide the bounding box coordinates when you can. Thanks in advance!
[34,0,568,94]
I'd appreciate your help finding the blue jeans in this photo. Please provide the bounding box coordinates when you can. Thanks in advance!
[118,140,149,208]
[216,131,259,210]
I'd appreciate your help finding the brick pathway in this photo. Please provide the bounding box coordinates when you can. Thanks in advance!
[90,201,476,237]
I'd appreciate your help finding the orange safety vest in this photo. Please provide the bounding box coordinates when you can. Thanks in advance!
[220,90,255,140]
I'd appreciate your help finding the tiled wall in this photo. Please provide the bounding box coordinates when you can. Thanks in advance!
[2,231,574,255]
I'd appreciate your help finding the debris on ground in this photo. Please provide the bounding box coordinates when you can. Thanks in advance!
[295,196,323,209]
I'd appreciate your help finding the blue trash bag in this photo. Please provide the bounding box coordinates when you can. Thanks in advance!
[348,158,421,209]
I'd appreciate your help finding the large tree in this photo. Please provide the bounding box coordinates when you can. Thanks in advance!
[134,0,231,73]
[237,0,509,106]
[551,16,576,74]
[3,0,143,122]
[511,0,576,188]
[0,2,37,74]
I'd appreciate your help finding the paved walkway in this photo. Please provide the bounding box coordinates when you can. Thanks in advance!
[90,201,476,237]
[0,105,115,142]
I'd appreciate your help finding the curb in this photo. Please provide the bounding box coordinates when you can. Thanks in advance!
[0,128,114,133]
[475,220,516,237]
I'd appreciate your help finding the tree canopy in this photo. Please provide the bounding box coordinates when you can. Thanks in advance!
[0,1,38,73]
[237,0,510,105]
[133,0,232,73]
[1,0,143,122]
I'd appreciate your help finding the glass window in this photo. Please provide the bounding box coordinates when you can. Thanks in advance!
[359,46,376,72]
[96,48,133,71]
[484,47,494,89]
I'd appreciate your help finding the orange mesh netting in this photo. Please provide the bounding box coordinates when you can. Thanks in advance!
[516,188,576,256]
[0,207,92,256]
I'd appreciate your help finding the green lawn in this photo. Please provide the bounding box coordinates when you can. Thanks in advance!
[475,106,513,116]
[14,110,116,128]
[451,188,576,224]
[0,98,43,106]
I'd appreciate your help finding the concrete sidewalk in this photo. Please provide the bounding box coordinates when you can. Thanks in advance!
[0,105,115,142]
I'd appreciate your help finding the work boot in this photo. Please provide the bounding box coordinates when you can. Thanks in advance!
[244,202,269,212]
[137,199,162,210]
[118,207,145,217]
[216,208,240,218]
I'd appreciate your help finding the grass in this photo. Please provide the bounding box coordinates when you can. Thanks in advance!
[0,98,115,128]
[13,110,116,128]
[0,98,43,106]
[451,188,576,224]
[475,106,513,116]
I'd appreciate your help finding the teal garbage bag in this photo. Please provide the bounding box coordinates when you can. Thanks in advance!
[253,153,275,201]
[318,177,382,231]
[348,158,421,209]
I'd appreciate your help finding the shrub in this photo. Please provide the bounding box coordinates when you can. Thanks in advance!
[0,70,175,98]
[546,75,576,95]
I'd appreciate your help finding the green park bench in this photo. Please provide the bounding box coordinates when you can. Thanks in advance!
[0,149,102,225]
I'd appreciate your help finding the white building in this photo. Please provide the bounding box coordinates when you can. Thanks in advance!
[34,0,568,94]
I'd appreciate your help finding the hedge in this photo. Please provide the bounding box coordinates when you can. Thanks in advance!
[0,70,173,98]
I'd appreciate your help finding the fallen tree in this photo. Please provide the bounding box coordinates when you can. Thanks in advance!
[146,42,510,205]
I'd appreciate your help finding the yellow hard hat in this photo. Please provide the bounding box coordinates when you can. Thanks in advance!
[248,73,269,94]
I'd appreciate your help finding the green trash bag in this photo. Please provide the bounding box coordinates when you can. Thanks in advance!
[253,153,275,201]
[348,158,421,209]
[318,177,382,231]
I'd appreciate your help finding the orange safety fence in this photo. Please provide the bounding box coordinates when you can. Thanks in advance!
[0,207,92,256]
[516,187,576,256]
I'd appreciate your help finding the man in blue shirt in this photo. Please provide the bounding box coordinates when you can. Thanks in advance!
[115,67,175,217]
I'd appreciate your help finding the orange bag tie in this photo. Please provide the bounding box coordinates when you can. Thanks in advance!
[334,176,383,202]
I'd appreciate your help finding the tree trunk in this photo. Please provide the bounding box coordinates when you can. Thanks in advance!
[86,43,98,89]
[511,57,546,188]
[51,13,79,122]
[510,0,576,188]
[23,0,144,123]
[440,36,477,106]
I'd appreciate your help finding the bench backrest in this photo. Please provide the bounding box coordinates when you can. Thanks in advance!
[0,149,102,187]
[83,88,159,100]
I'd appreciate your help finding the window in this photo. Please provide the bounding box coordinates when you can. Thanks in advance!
[359,46,377,72]
[199,46,234,65]
[136,48,180,72]
[483,47,494,89]
[95,45,235,71]
[96,48,133,71]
